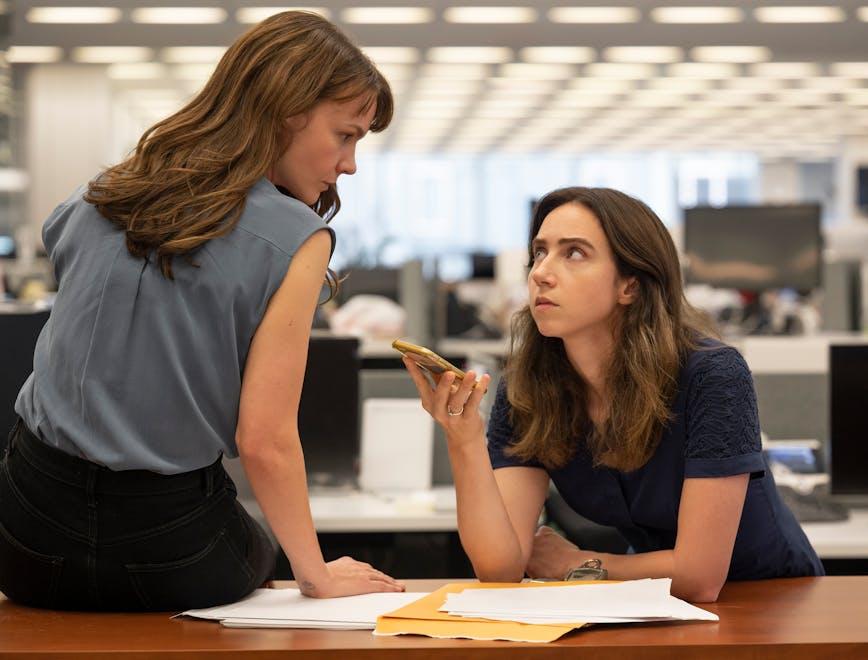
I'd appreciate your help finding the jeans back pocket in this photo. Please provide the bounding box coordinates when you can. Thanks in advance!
[0,520,64,608]
[125,528,255,612]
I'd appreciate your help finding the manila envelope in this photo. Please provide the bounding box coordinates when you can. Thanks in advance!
[375,581,597,643]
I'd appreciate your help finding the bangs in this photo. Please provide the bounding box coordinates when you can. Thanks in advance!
[331,68,394,133]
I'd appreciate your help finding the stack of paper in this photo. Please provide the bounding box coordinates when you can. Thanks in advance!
[440,579,718,625]
[181,588,427,629]
[375,579,718,643]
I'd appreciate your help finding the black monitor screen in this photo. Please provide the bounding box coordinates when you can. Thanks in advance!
[298,335,360,488]
[829,344,868,496]
[858,167,868,208]
[684,204,821,291]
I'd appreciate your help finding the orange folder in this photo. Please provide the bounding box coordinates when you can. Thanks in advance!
[375,581,600,643]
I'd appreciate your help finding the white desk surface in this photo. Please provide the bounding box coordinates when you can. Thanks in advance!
[306,488,868,559]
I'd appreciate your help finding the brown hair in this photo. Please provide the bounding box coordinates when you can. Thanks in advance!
[85,11,393,287]
[505,187,717,472]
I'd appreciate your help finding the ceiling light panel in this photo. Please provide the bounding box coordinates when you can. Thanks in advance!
[831,62,868,77]
[651,6,744,23]
[754,6,846,22]
[236,7,331,23]
[646,77,713,92]
[570,78,635,92]
[499,63,574,79]
[342,7,433,23]
[428,47,513,64]
[548,6,640,23]
[750,62,820,77]
[604,46,683,63]
[6,46,63,63]
[173,63,217,80]
[363,47,420,64]
[519,47,595,63]
[667,62,740,77]
[26,6,121,23]
[691,46,771,63]
[584,62,657,78]
[445,6,537,22]
[107,63,167,79]
[859,7,868,20]
[73,47,153,63]
[162,47,226,64]
[131,7,227,23]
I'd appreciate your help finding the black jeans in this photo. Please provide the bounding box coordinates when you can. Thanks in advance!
[0,419,276,611]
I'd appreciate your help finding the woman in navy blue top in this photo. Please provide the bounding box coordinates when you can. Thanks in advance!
[402,186,823,602]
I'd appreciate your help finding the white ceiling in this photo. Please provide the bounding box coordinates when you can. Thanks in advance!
[9,1,868,157]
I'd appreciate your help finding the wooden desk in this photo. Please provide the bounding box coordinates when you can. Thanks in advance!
[2,577,867,659]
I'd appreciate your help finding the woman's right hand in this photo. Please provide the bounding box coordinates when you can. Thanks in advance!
[301,556,405,598]
[401,356,491,450]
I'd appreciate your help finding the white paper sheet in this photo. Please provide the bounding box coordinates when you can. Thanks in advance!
[181,588,426,629]
[439,579,718,624]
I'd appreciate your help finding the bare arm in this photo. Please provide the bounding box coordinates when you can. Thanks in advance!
[528,474,749,602]
[236,229,402,598]
[403,360,549,581]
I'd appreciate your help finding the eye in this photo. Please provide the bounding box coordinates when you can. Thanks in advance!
[532,247,546,261]
[566,246,586,260]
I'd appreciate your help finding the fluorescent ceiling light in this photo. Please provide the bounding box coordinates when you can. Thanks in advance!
[651,6,743,23]
[444,6,537,23]
[487,78,558,92]
[499,63,574,79]
[73,47,153,63]
[6,46,63,63]
[647,78,713,92]
[667,62,740,77]
[162,47,226,64]
[570,78,635,91]
[846,90,868,104]
[342,7,433,23]
[860,6,868,20]
[831,62,868,77]
[26,6,120,23]
[428,47,512,64]
[584,62,657,78]
[548,6,640,22]
[519,47,595,64]
[754,6,845,22]
[799,77,858,91]
[108,63,167,79]
[363,47,420,64]
[374,64,415,82]
[236,7,331,23]
[414,81,482,94]
[691,46,771,63]
[749,62,820,77]
[173,63,217,80]
[604,46,683,63]
[419,63,489,78]
[132,7,227,23]
[724,77,786,90]
[404,105,466,119]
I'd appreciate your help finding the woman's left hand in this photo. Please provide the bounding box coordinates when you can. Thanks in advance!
[526,525,584,580]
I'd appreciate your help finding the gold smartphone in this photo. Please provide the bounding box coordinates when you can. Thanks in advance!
[391,339,468,381]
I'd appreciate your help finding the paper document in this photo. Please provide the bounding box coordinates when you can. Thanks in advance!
[181,588,427,630]
[440,579,718,625]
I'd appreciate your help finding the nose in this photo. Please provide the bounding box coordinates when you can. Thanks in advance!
[531,257,555,288]
[339,147,357,176]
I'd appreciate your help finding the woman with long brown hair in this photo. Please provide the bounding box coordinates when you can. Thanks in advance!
[0,11,403,610]
[403,187,823,602]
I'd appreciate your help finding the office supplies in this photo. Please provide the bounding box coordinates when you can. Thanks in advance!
[181,588,425,630]
[375,579,717,643]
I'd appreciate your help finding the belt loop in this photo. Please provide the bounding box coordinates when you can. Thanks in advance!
[204,464,215,497]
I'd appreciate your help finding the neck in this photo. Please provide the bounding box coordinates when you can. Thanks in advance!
[562,324,615,408]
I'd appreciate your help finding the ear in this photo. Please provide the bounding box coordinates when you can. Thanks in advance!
[617,276,638,306]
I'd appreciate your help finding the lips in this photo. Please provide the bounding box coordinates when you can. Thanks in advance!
[535,296,557,309]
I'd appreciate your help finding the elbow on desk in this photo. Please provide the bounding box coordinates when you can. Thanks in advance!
[672,580,723,603]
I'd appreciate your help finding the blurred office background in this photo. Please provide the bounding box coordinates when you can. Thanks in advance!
[1,2,868,578]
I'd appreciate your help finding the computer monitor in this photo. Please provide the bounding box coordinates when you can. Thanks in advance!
[335,267,400,304]
[829,344,868,497]
[683,204,822,292]
[298,335,360,488]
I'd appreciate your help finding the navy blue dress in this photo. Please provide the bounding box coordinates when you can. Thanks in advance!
[487,341,824,580]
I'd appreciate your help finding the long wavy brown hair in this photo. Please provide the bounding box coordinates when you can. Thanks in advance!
[505,187,717,472]
[85,11,393,286]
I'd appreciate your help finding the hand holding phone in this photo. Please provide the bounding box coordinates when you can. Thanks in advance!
[391,339,469,382]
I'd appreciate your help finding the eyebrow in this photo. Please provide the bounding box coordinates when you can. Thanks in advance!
[531,236,596,252]
[348,123,367,138]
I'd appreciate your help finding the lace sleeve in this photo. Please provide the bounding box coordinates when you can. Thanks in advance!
[683,347,765,479]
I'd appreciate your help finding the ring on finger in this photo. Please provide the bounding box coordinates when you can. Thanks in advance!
[447,405,464,416]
